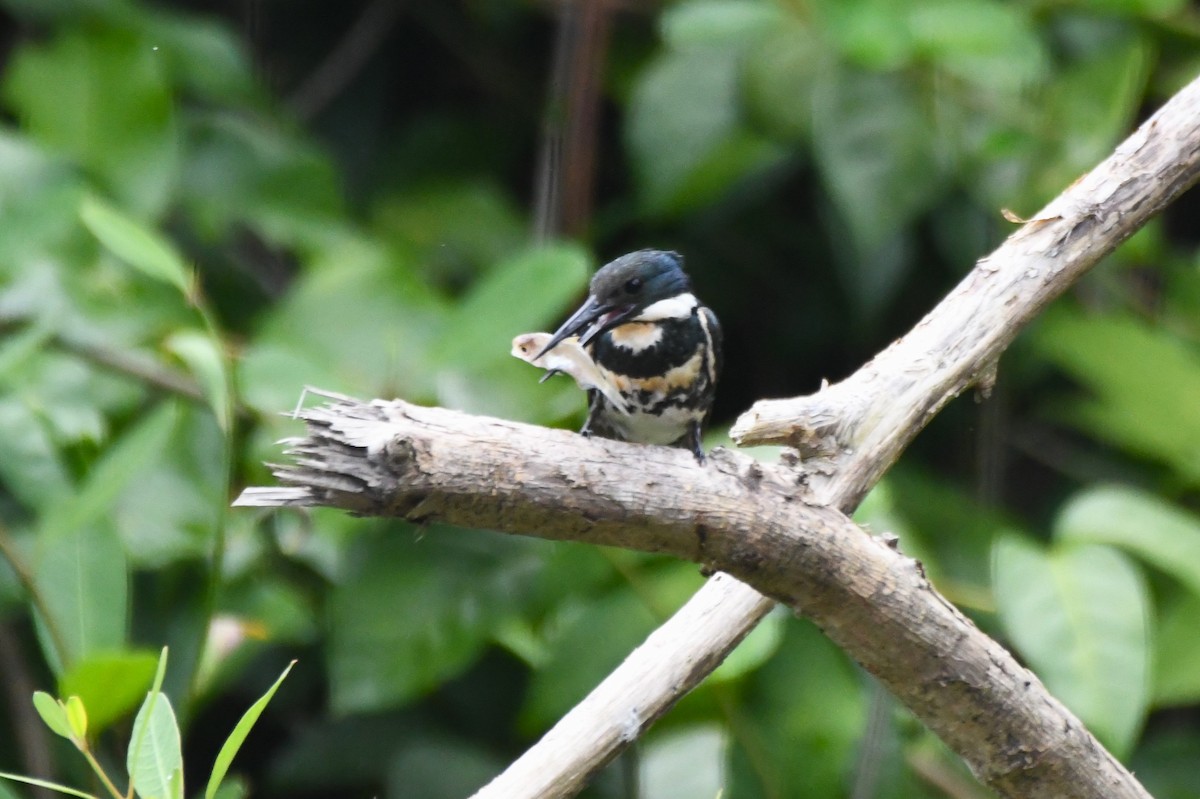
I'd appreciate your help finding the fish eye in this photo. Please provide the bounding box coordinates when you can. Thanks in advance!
[624,277,643,294]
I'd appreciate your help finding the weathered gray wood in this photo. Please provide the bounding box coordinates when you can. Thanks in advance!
[236,397,1147,799]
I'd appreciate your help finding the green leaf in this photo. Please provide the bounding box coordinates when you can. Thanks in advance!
[1132,729,1200,799]
[666,132,788,216]
[204,660,295,799]
[329,529,539,714]
[64,695,87,739]
[34,523,128,671]
[812,66,942,262]
[1154,591,1200,707]
[1035,309,1200,485]
[660,0,784,49]
[139,11,259,103]
[32,691,74,739]
[726,620,865,798]
[520,589,661,731]
[149,647,168,695]
[236,343,346,417]
[114,404,223,568]
[180,114,343,247]
[2,25,180,213]
[0,398,72,510]
[1032,37,1148,202]
[41,402,178,541]
[992,535,1149,757]
[627,46,785,214]
[433,242,589,370]
[828,230,915,318]
[811,0,913,69]
[127,692,183,799]
[16,353,113,449]
[907,0,1047,91]
[0,318,55,384]
[743,19,824,143]
[0,131,88,265]
[640,725,726,799]
[80,195,190,294]
[145,643,169,700]
[1098,0,1188,13]
[164,331,230,431]
[385,737,506,799]
[245,234,446,399]
[59,651,159,734]
[0,771,98,799]
[371,180,526,285]
[1055,485,1200,596]
[331,528,554,714]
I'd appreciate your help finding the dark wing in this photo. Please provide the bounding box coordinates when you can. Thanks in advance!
[580,388,624,441]
[700,305,723,385]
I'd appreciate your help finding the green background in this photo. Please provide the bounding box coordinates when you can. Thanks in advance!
[1,0,1199,797]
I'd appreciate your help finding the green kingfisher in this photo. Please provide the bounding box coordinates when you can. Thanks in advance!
[536,249,722,462]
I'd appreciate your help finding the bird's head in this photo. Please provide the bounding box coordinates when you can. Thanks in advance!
[537,249,692,357]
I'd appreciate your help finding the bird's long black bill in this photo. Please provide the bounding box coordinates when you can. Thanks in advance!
[535,295,607,359]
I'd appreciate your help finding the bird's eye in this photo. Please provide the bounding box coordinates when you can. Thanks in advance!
[624,277,643,294]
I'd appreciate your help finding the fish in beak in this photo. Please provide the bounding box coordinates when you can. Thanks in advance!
[535,295,636,359]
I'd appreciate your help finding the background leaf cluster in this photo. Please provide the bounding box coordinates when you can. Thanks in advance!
[1,0,1199,797]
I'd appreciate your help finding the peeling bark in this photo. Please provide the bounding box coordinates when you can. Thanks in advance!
[237,396,1147,799]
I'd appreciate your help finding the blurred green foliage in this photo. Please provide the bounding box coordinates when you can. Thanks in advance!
[0,0,1199,797]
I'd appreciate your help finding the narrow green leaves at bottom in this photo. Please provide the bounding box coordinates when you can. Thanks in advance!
[204,660,295,799]
[127,650,181,799]
[0,771,98,799]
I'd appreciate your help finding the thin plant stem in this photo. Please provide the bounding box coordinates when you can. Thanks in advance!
[77,747,124,799]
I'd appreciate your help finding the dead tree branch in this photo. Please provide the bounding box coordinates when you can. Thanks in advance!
[238,397,1147,799]
[236,73,1200,799]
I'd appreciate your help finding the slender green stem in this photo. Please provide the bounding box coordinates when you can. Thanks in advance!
[77,746,125,799]
[0,313,253,420]
[0,312,204,403]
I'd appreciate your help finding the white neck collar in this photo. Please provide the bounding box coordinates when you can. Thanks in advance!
[633,293,697,321]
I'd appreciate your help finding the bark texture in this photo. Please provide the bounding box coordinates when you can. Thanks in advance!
[237,397,1147,799]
